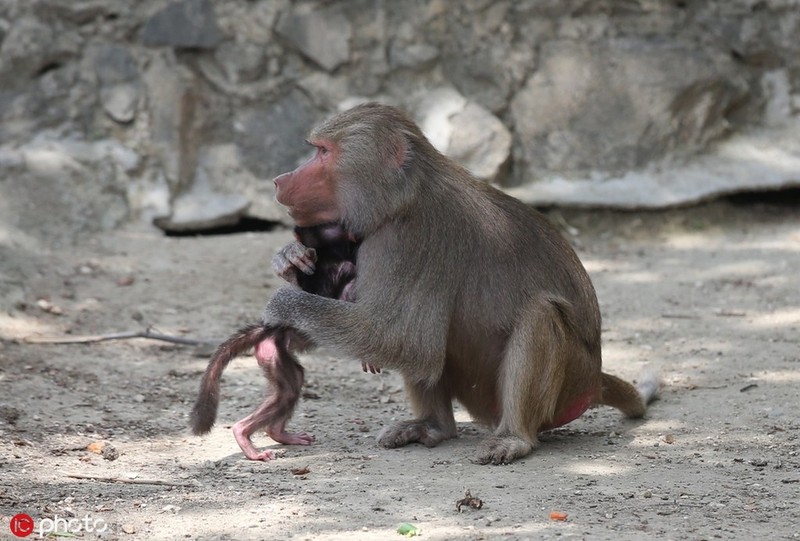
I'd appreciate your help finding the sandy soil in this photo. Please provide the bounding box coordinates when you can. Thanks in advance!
[1,200,799,540]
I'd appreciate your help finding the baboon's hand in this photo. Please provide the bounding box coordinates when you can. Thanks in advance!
[272,241,317,285]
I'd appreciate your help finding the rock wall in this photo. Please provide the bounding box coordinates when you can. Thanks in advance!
[1,0,799,243]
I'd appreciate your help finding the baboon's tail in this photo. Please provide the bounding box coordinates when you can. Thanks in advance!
[190,324,269,435]
[599,369,661,419]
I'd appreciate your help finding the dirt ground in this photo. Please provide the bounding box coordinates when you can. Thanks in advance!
[1,200,799,540]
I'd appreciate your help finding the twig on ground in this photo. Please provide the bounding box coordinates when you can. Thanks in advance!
[62,472,200,487]
[25,328,217,347]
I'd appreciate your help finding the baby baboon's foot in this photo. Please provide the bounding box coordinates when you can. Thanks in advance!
[233,422,277,461]
[267,429,315,446]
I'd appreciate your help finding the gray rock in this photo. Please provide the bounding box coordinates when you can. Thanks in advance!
[38,0,123,24]
[153,169,251,233]
[215,0,287,45]
[389,42,439,69]
[127,169,171,224]
[18,137,140,176]
[297,72,350,110]
[197,144,288,224]
[214,41,265,84]
[93,43,138,85]
[442,47,517,113]
[275,7,352,72]
[140,0,223,50]
[448,102,511,181]
[4,0,800,244]
[507,120,800,208]
[2,136,135,245]
[0,16,81,80]
[414,87,511,182]
[91,44,140,123]
[510,39,747,180]
[141,51,193,191]
[234,91,318,179]
[1,169,128,247]
[439,4,524,113]
[100,83,139,123]
[195,54,283,101]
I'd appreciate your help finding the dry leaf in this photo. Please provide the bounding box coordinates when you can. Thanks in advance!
[456,488,483,512]
[86,441,106,454]
[116,276,135,287]
[36,299,63,315]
